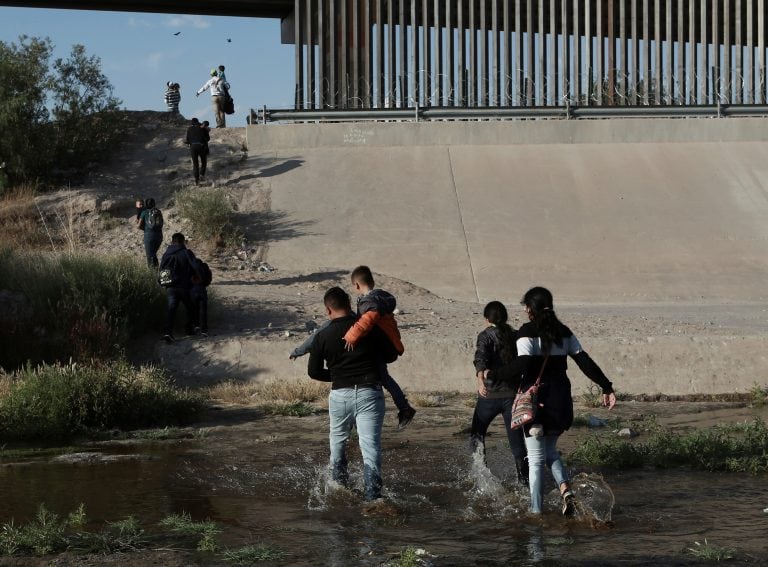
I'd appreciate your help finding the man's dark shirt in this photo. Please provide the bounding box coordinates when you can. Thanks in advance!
[308,314,398,388]
[186,124,209,146]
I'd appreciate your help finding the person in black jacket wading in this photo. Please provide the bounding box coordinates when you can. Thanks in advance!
[159,232,199,343]
[488,287,616,516]
[307,287,399,502]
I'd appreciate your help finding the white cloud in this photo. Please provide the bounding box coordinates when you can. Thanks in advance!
[127,16,153,29]
[145,51,164,71]
[166,15,210,29]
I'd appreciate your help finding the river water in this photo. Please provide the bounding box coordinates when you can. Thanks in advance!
[1,404,767,565]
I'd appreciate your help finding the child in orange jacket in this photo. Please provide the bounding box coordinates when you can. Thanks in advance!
[344,265,415,429]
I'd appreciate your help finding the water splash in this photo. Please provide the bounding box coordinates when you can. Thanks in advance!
[463,443,527,520]
[544,472,615,524]
[570,472,615,523]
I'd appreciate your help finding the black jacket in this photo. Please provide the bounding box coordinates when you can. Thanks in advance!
[357,288,396,315]
[308,314,398,388]
[159,244,197,289]
[473,325,520,399]
[186,124,209,146]
[489,321,613,433]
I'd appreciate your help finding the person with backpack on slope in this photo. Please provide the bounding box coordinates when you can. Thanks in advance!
[190,256,212,337]
[159,232,199,343]
[135,197,164,267]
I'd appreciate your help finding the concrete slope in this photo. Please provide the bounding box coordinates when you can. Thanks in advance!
[249,119,768,304]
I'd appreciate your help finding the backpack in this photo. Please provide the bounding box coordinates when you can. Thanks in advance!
[196,260,213,286]
[146,208,163,231]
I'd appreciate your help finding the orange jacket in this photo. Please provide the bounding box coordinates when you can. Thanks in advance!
[343,310,404,355]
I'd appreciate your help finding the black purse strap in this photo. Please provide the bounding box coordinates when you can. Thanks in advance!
[518,352,550,394]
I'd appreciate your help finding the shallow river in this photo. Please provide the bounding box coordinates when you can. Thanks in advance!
[1,404,767,565]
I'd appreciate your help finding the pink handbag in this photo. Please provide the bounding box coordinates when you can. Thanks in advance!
[509,354,549,430]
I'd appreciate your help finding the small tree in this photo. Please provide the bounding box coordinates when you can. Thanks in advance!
[0,36,52,188]
[0,36,123,187]
[50,44,122,172]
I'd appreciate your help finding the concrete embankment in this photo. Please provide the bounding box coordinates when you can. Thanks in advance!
[164,118,768,396]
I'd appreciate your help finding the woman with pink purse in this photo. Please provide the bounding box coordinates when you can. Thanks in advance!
[488,286,616,516]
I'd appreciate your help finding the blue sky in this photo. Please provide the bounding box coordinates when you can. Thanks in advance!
[0,7,295,125]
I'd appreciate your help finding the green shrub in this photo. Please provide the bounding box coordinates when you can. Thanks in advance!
[175,186,237,242]
[258,401,315,417]
[0,504,69,555]
[0,361,204,442]
[0,250,165,368]
[223,543,286,563]
[159,512,221,552]
[569,417,768,473]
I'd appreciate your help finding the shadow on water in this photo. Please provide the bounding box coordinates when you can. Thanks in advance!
[1,420,766,565]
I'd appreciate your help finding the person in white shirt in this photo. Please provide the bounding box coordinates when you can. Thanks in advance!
[196,69,230,128]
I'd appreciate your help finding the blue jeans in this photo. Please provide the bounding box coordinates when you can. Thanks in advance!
[379,364,409,411]
[191,285,208,332]
[524,433,568,514]
[328,386,385,501]
[144,232,162,267]
[164,287,194,336]
[469,396,528,481]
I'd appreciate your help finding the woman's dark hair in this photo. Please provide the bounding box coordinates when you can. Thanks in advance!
[484,300,516,364]
[521,286,563,351]
[145,198,156,209]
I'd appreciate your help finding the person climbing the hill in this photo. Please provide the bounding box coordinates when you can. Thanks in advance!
[185,118,209,185]
[135,197,164,267]
[196,68,229,128]
[158,233,199,343]
[487,286,617,516]
[470,300,528,486]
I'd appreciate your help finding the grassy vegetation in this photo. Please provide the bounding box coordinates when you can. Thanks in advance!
[159,512,221,552]
[0,185,53,250]
[385,546,424,567]
[0,504,285,561]
[0,249,165,368]
[258,401,316,417]
[0,361,204,442]
[568,417,768,474]
[222,543,286,564]
[686,539,736,561]
[175,185,240,245]
[749,382,767,408]
[208,378,329,406]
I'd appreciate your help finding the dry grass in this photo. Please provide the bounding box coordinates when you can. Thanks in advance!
[207,378,330,406]
[410,393,448,407]
[0,372,12,398]
[0,185,54,249]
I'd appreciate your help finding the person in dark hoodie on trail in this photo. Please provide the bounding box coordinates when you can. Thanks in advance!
[185,118,209,185]
[159,232,199,343]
